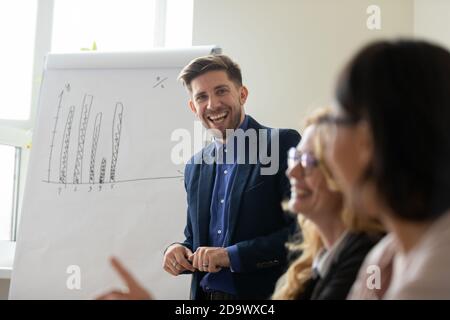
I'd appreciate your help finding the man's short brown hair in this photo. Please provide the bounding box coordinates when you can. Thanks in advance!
[178,54,243,92]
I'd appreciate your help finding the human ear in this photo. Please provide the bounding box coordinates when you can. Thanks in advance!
[188,100,198,117]
[239,86,249,105]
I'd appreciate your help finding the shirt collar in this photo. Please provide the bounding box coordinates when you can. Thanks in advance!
[313,231,350,279]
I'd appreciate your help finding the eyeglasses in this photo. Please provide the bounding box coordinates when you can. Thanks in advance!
[288,148,319,175]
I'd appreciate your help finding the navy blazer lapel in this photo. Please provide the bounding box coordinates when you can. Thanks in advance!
[225,116,262,245]
[196,144,215,246]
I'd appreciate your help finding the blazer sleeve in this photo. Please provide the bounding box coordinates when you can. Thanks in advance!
[179,163,194,251]
[234,129,301,273]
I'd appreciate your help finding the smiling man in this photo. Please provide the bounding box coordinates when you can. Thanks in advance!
[189,69,245,141]
[163,54,301,300]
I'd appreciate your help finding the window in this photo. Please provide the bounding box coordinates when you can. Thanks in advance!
[165,0,194,47]
[0,1,38,120]
[51,0,193,51]
[0,0,194,241]
[52,0,157,52]
[0,0,38,241]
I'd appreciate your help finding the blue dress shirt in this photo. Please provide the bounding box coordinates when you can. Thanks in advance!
[200,115,249,294]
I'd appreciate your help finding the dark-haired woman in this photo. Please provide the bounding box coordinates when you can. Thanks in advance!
[325,39,450,299]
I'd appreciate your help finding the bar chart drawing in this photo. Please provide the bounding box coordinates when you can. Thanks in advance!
[44,85,183,189]
[110,103,123,183]
[59,105,75,184]
[99,157,107,184]
[73,94,93,184]
[47,89,65,182]
[45,85,128,186]
[89,113,103,184]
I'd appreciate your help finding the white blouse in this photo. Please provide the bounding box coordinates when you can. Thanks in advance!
[385,210,450,299]
[349,210,450,300]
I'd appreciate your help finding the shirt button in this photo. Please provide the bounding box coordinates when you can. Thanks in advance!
[220,199,224,204]
[224,170,228,174]
[217,230,222,234]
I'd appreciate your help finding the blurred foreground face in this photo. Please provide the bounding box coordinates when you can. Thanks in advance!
[324,105,375,216]
[287,125,341,219]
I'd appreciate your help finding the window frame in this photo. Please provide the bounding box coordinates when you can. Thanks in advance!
[0,0,54,241]
[0,0,179,242]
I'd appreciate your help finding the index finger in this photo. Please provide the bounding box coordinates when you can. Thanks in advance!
[96,290,127,300]
[110,257,141,290]
[175,253,195,272]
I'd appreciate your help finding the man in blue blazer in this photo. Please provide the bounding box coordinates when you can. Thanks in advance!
[163,54,300,300]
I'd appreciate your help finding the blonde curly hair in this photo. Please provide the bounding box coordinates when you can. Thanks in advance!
[272,108,383,300]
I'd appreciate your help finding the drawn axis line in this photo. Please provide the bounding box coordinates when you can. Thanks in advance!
[42,175,183,185]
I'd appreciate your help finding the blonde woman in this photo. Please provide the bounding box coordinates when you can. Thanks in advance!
[272,110,383,300]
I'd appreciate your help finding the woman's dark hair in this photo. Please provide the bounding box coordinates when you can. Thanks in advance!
[336,39,450,222]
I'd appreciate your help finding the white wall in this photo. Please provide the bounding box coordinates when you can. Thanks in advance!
[7,0,450,300]
[414,0,450,49]
[193,0,413,130]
